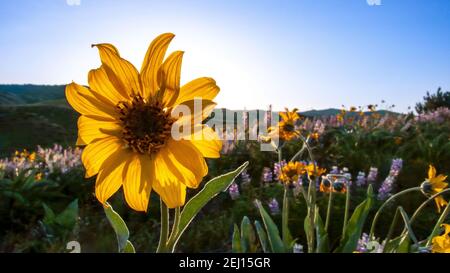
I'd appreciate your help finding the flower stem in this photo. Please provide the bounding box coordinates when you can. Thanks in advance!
[341,185,351,239]
[167,206,181,252]
[325,190,334,232]
[369,187,421,238]
[156,198,169,253]
[282,185,291,246]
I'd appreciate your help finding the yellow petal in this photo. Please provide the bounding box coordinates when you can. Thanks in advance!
[93,44,141,98]
[81,136,124,178]
[65,82,117,119]
[88,66,130,104]
[429,165,437,179]
[95,149,128,204]
[158,51,184,107]
[187,125,222,158]
[172,99,217,131]
[434,196,448,213]
[140,33,175,99]
[122,154,153,212]
[156,147,197,188]
[175,77,220,105]
[166,139,207,188]
[153,152,187,208]
[78,116,122,145]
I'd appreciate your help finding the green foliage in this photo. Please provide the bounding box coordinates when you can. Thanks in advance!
[415,87,450,114]
[104,202,135,253]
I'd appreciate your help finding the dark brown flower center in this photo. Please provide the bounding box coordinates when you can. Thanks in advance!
[118,95,175,154]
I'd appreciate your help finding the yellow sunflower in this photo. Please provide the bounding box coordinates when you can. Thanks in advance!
[306,162,326,178]
[420,165,448,213]
[66,33,222,212]
[267,108,300,142]
[431,224,450,253]
[279,161,306,184]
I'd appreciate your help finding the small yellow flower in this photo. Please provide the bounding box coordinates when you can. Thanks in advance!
[349,106,357,112]
[66,33,222,212]
[306,163,326,178]
[431,224,450,253]
[310,132,320,141]
[35,172,43,181]
[394,137,402,145]
[29,152,36,162]
[279,161,306,184]
[267,108,300,141]
[421,165,448,213]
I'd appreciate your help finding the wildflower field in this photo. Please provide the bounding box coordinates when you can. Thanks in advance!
[0,1,449,257]
[0,33,448,253]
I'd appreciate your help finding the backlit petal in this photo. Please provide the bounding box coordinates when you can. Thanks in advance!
[140,33,175,99]
[93,44,141,98]
[158,51,184,107]
[88,66,129,104]
[78,116,122,145]
[122,154,153,212]
[81,136,124,178]
[65,82,117,119]
[95,149,129,204]
[175,77,219,105]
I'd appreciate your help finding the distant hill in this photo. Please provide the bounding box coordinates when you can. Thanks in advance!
[0,84,400,156]
[0,84,66,105]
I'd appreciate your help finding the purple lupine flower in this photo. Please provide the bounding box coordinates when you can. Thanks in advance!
[228,183,240,200]
[262,167,273,183]
[330,166,339,174]
[377,158,403,200]
[356,233,370,253]
[356,171,366,187]
[274,160,287,181]
[241,170,251,185]
[367,167,378,183]
[268,198,280,215]
[356,233,384,253]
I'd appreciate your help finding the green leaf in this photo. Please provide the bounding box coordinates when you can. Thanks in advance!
[241,216,256,253]
[42,203,56,225]
[383,235,402,253]
[255,199,286,253]
[176,162,249,244]
[304,212,312,253]
[397,234,411,253]
[315,208,329,253]
[104,202,134,253]
[123,241,136,253]
[337,185,374,253]
[254,220,270,253]
[55,199,78,229]
[282,190,293,248]
[232,224,242,253]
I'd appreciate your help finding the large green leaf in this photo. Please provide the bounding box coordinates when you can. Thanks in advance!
[315,208,329,253]
[241,216,257,253]
[337,185,374,253]
[255,220,269,253]
[232,224,242,253]
[55,199,78,229]
[104,202,135,253]
[176,162,249,244]
[255,199,286,253]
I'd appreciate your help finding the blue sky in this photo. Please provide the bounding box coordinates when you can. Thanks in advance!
[0,0,449,112]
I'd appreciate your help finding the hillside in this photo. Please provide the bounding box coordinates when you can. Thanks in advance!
[0,84,66,105]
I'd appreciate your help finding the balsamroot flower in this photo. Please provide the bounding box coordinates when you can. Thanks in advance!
[66,33,222,211]
[267,108,300,141]
[431,224,450,253]
[279,161,306,185]
[421,165,448,213]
